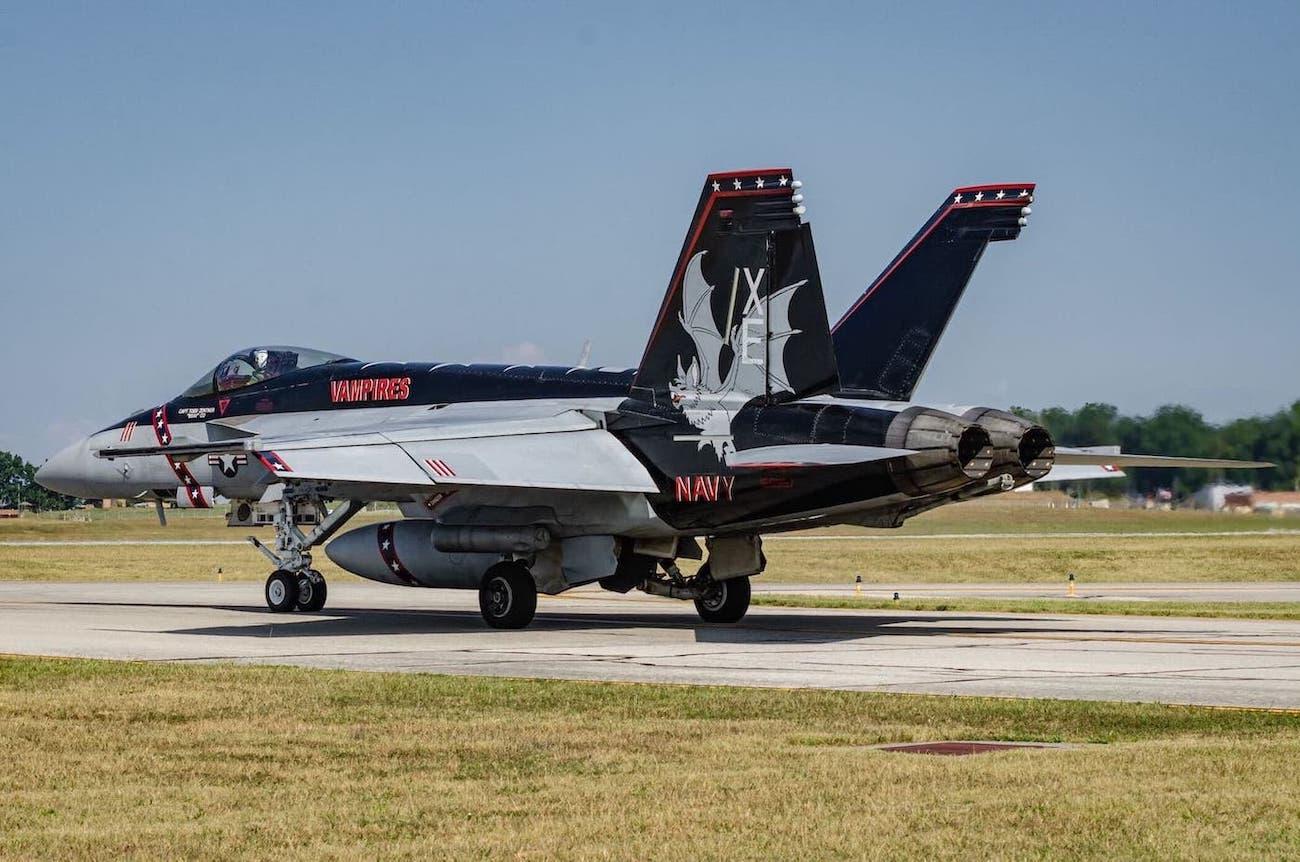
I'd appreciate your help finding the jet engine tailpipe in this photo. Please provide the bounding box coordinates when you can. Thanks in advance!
[959,407,1056,481]
[884,406,995,496]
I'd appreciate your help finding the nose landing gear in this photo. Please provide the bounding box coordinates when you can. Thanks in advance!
[249,490,364,614]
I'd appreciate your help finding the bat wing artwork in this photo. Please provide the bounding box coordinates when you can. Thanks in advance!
[36,170,1270,628]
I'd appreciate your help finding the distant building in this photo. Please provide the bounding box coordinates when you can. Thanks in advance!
[1191,483,1254,511]
[1251,491,1300,515]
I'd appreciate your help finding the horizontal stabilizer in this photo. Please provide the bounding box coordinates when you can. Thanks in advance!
[724,443,913,469]
[1031,464,1127,484]
[1054,447,1272,469]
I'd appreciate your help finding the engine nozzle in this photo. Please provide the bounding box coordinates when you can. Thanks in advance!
[960,407,1056,482]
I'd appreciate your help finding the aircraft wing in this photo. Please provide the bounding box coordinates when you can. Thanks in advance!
[1054,447,1271,470]
[269,427,658,494]
[95,408,661,495]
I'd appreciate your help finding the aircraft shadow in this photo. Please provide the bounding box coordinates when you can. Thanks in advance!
[57,599,1163,646]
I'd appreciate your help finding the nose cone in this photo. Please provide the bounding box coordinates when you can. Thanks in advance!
[35,437,95,498]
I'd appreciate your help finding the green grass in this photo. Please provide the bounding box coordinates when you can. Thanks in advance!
[753,593,1300,620]
[2,656,1300,859]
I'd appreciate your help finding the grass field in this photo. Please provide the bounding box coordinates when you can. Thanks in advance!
[5,494,1297,541]
[2,656,1299,860]
[5,499,1300,586]
[753,593,1300,620]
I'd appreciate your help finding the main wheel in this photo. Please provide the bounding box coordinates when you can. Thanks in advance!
[296,570,327,612]
[478,561,537,629]
[265,570,299,613]
[695,573,751,624]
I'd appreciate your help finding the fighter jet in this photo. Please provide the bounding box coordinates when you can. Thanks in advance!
[36,169,1267,628]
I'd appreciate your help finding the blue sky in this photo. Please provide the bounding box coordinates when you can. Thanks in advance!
[3,1,1298,460]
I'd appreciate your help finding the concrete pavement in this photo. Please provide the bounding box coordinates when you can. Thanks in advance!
[2,580,1299,708]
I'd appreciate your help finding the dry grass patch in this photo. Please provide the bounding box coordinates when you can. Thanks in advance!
[5,532,1300,587]
[762,534,1300,583]
[2,657,1299,859]
[753,594,1300,620]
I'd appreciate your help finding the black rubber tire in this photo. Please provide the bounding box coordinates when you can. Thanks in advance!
[296,571,327,612]
[478,561,538,629]
[265,570,299,613]
[694,574,751,624]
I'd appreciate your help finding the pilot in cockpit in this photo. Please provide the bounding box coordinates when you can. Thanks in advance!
[191,346,349,398]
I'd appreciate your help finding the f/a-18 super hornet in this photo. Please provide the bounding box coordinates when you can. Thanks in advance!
[36,168,1268,628]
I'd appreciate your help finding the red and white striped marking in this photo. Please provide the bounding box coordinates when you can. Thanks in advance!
[425,458,456,478]
[119,421,137,442]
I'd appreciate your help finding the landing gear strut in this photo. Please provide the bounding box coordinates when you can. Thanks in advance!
[249,488,364,614]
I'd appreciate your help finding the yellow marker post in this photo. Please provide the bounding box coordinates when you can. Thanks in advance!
[1067,572,1077,598]
[854,575,863,596]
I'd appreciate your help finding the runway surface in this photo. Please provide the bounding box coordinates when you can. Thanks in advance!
[1,581,1298,708]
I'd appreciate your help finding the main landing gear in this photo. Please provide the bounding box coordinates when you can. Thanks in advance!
[250,489,364,614]
[694,571,751,624]
[478,560,538,629]
[637,562,753,624]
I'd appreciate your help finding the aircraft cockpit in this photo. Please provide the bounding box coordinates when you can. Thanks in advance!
[181,346,354,397]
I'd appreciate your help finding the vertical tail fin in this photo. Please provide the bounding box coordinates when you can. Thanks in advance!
[832,183,1036,398]
[632,169,838,406]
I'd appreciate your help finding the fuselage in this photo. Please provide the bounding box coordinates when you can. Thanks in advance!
[37,356,1008,536]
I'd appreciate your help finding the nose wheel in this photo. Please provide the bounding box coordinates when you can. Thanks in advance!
[265,570,299,613]
[295,570,328,612]
[264,569,328,613]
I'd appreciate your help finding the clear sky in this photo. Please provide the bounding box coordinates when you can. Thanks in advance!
[3,1,1298,461]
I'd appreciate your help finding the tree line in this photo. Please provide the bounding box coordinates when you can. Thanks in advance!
[1012,402,1300,495]
[0,451,79,511]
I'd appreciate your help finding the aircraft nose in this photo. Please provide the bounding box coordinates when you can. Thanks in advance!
[35,437,92,497]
